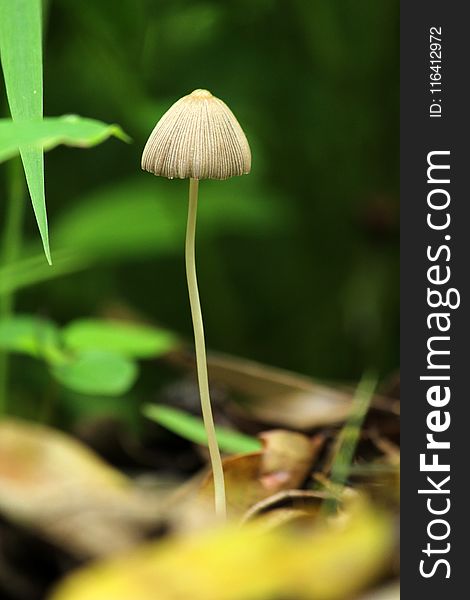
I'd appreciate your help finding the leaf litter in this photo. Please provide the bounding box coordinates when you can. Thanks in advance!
[0,352,400,600]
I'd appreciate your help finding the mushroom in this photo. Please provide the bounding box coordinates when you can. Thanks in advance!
[141,89,251,519]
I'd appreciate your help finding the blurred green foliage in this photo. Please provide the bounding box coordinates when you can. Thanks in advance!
[1,0,398,417]
[0,315,178,395]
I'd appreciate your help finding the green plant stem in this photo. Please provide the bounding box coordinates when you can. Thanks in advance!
[185,177,226,520]
[0,158,26,414]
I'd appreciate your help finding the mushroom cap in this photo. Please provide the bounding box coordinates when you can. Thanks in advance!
[141,89,251,180]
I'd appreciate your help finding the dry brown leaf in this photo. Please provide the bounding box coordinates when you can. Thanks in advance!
[200,430,322,517]
[0,419,165,558]
[172,350,399,429]
[258,430,324,490]
[171,430,323,530]
[248,507,313,532]
[241,489,327,524]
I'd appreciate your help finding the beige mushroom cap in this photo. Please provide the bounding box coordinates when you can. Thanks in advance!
[141,89,251,180]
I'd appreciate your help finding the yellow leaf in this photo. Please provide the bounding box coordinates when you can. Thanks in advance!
[50,501,393,600]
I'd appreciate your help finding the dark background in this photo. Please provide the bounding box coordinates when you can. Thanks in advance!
[1,0,399,393]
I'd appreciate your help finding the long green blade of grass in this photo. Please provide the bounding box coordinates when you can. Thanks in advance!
[0,0,50,263]
[143,404,262,454]
[323,371,377,514]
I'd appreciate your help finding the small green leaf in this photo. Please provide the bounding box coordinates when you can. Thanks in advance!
[62,319,179,359]
[0,0,49,262]
[143,404,262,454]
[51,350,138,396]
[0,116,130,163]
[0,315,61,360]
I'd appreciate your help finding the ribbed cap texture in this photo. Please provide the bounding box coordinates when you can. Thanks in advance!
[141,89,251,180]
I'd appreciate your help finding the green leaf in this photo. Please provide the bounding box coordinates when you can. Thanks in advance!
[143,404,262,454]
[0,0,49,262]
[0,116,130,163]
[51,350,138,396]
[63,319,179,359]
[0,315,61,360]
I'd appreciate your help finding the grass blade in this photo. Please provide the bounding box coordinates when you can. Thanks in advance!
[0,0,49,262]
[323,371,377,513]
[143,404,262,454]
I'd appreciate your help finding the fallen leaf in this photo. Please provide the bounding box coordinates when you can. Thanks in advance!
[0,420,165,558]
[171,430,324,531]
[171,350,399,430]
[248,507,313,532]
[258,430,324,491]
[241,489,327,524]
[49,500,393,600]
[199,430,323,519]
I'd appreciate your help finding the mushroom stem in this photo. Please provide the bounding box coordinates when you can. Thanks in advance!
[185,177,226,520]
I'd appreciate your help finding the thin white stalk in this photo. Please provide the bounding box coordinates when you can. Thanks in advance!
[185,177,226,519]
